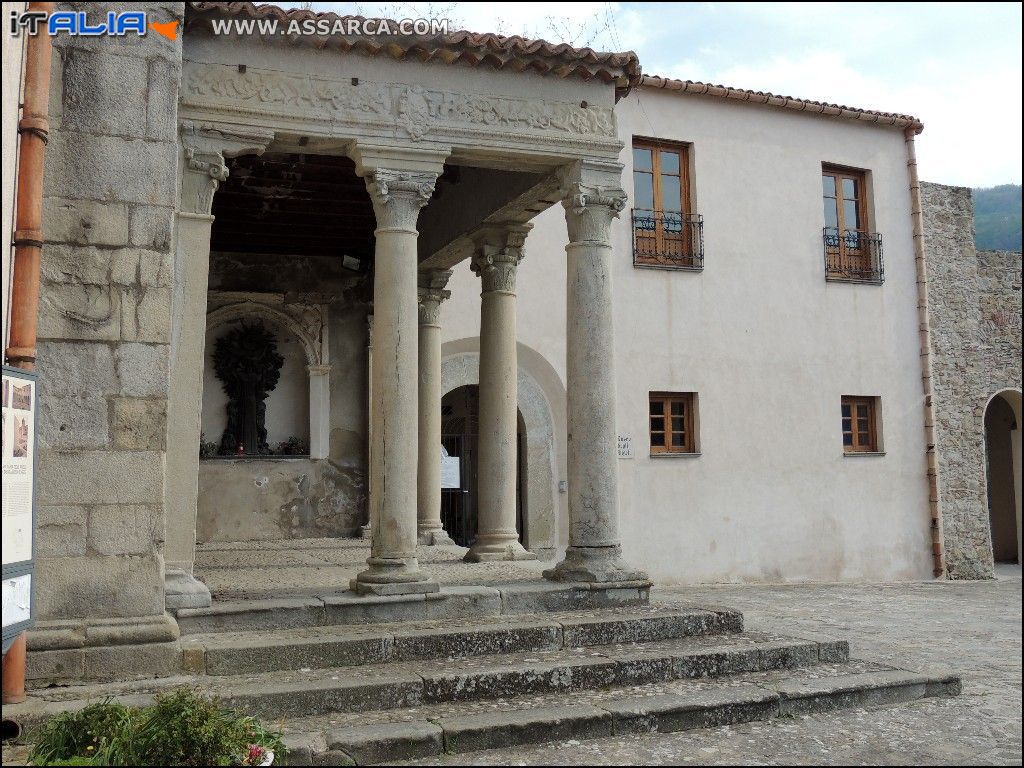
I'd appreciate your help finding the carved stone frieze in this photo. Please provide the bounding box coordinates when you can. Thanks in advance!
[181,64,616,144]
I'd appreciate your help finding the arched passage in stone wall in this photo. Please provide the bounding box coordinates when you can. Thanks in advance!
[440,342,565,558]
[984,388,1022,564]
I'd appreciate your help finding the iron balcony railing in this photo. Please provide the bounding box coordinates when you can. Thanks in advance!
[632,209,704,270]
[823,228,884,283]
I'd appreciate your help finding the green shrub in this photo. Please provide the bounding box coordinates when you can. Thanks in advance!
[30,689,285,766]
[30,700,135,765]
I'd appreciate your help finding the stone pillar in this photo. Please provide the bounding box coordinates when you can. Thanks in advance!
[465,226,537,562]
[417,270,455,545]
[350,146,447,595]
[307,364,332,460]
[165,122,273,609]
[544,164,648,583]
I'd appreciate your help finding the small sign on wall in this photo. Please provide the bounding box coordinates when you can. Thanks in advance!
[440,445,461,489]
[617,435,634,459]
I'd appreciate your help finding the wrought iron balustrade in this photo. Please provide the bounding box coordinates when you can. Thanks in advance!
[632,209,704,269]
[823,228,884,283]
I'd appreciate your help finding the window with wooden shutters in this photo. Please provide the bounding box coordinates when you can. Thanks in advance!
[822,165,883,283]
[841,396,880,453]
[649,392,697,454]
[632,140,703,269]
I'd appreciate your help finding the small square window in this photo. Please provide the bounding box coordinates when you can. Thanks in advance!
[841,396,881,453]
[649,392,697,454]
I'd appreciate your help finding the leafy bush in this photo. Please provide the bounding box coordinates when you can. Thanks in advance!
[29,700,136,766]
[29,689,285,766]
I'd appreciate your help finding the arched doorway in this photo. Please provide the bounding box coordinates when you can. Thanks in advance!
[985,390,1022,564]
[440,385,526,547]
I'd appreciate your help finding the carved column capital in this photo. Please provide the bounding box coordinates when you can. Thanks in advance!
[417,269,453,326]
[365,168,439,231]
[179,121,274,216]
[561,182,628,244]
[470,224,532,295]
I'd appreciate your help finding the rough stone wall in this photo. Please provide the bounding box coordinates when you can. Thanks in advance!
[33,3,185,630]
[923,181,1023,579]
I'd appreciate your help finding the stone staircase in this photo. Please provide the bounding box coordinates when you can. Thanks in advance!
[7,582,960,765]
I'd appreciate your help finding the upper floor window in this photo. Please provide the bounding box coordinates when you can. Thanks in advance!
[822,165,884,283]
[632,139,703,270]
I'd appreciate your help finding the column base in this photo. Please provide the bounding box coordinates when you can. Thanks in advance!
[164,568,212,610]
[418,526,455,546]
[543,545,648,584]
[350,556,440,596]
[464,535,538,562]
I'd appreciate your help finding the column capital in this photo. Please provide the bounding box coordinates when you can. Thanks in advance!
[418,270,453,326]
[306,364,332,376]
[364,168,439,231]
[558,160,628,244]
[470,224,532,295]
[179,121,274,215]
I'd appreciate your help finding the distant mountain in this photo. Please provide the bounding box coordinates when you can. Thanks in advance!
[973,184,1022,251]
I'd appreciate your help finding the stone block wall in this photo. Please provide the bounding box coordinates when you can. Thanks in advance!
[922,181,1023,579]
[32,3,184,637]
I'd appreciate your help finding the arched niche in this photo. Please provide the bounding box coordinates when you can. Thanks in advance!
[204,297,331,459]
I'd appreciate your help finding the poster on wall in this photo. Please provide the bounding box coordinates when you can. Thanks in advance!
[2,366,37,652]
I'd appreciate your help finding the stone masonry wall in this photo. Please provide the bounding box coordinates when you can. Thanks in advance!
[922,181,1023,579]
[32,3,185,635]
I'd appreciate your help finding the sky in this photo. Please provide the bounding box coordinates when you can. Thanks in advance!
[275,2,1023,187]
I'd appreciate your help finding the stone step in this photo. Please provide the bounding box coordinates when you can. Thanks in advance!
[10,632,844,727]
[277,661,962,764]
[181,604,743,675]
[174,581,656,635]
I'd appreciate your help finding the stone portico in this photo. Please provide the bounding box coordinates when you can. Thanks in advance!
[27,1,649,669]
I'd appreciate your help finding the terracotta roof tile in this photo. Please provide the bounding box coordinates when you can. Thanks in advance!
[641,75,923,134]
[185,2,641,99]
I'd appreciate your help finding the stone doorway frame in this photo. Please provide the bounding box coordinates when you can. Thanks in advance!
[440,348,564,560]
[983,388,1022,565]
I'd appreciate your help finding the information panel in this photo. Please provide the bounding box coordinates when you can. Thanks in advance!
[2,366,37,650]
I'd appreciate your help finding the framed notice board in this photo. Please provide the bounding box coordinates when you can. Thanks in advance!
[2,365,37,652]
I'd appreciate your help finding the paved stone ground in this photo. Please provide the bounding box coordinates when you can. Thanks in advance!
[398,565,1022,766]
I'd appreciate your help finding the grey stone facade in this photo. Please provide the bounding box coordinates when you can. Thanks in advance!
[922,181,1023,579]
[31,2,185,644]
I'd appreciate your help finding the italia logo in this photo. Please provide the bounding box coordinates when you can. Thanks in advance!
[9,10,179,40]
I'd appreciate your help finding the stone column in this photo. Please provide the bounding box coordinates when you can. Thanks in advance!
[350,147,447,595]
[465,226,537,562]
[307,364,332,460]
[165,122,273,609]
[417,270,455,545]
[544,164,648,583]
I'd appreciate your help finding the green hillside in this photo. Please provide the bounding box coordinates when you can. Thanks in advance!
[973,184,1022,251]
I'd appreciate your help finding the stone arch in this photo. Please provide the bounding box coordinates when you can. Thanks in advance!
[206,301,321,367]
[983,388,1022,565]
[440,341,565,558]
[204,300,331,458]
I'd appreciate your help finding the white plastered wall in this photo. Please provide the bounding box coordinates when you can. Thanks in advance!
[441,87,934,584]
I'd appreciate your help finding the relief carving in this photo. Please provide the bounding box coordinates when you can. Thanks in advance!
[182,65,616,141]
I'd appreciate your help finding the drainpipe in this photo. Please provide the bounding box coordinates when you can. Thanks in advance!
[2,0,54,705]
[905,124,946,579]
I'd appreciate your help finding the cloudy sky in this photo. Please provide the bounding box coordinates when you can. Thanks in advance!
[277,2,1022,187]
